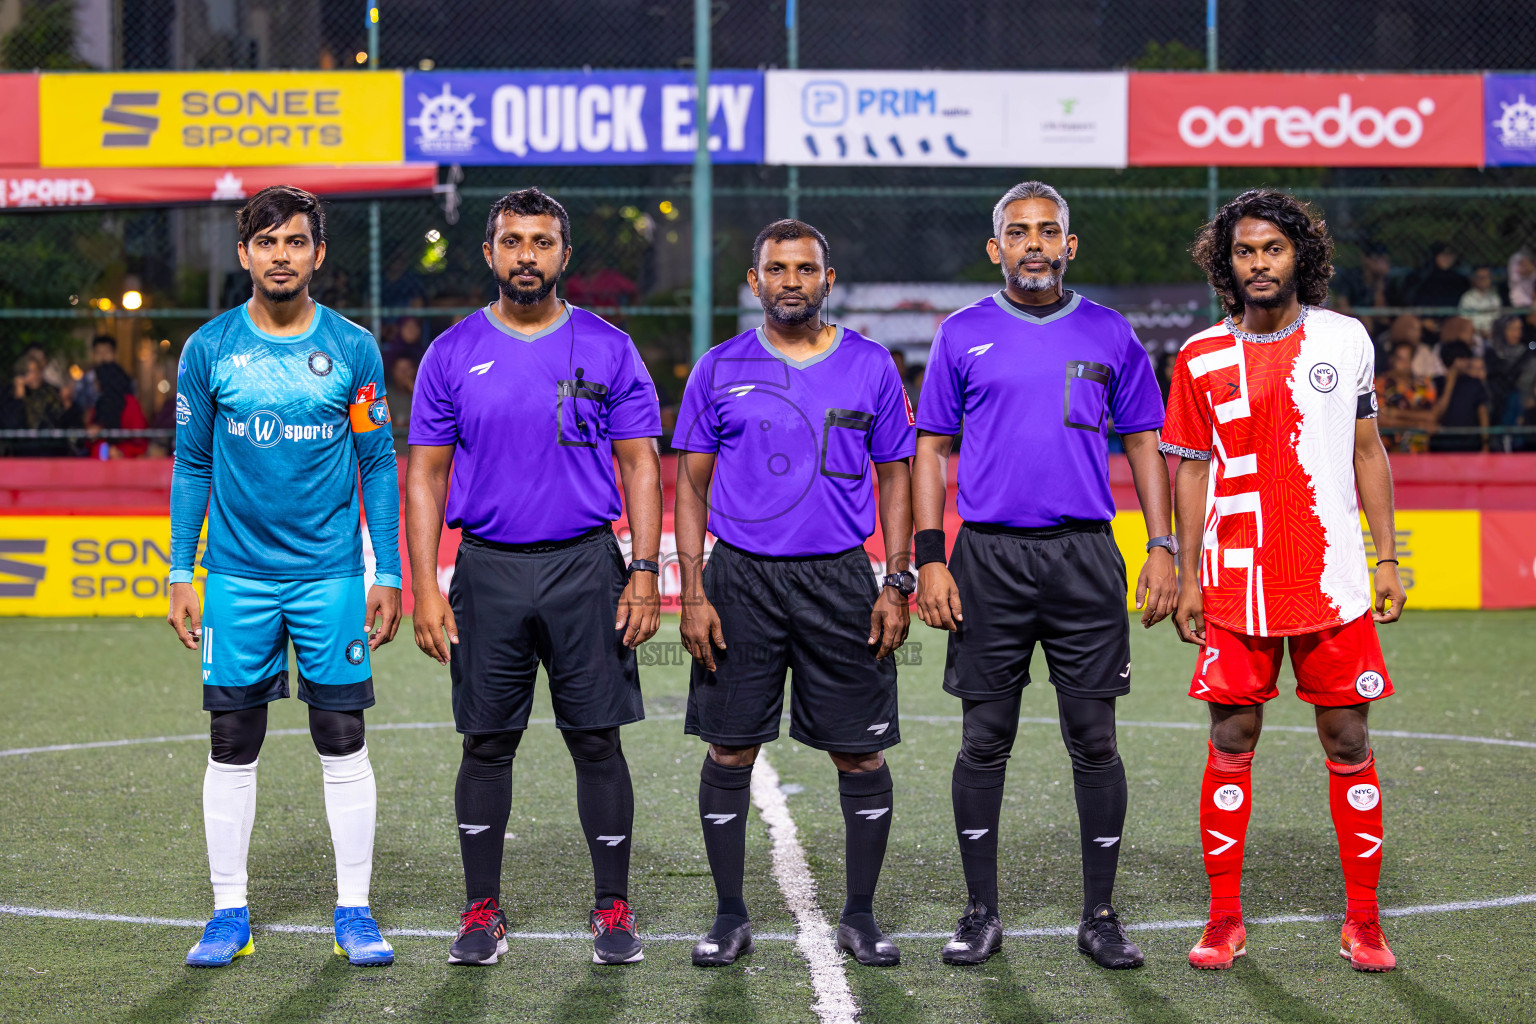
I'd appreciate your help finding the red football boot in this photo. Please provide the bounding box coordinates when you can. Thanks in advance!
[1188,914,1246,970]
[1340,915,1396,972]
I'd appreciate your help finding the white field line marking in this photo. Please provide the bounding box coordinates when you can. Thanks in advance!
[750,753,859,1024]
[0,715,687,758]
[6,892,1536,943]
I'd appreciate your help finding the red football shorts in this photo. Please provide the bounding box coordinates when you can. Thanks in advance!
[1188,612,1394,707]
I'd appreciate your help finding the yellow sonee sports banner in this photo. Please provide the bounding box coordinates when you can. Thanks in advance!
[39,72,403,167]
[0,516,204,617]
[1109,509,1481,614]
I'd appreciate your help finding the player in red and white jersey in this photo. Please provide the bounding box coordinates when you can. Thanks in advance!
[1163,190,1406,973]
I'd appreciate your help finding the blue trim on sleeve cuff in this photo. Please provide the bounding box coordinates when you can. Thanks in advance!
[168,570,195,585]
[372,574,403,589]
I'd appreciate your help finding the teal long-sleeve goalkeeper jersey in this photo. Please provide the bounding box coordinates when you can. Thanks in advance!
[169,301,402,587]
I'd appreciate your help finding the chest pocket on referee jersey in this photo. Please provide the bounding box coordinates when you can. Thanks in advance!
[1063,360,1113,433]
[557,376,609,447]
[820,408,873,479]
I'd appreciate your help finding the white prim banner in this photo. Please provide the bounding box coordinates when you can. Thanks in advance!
[765,70,1127,167]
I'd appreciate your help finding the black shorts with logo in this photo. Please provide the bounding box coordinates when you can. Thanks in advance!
[943,521,1131,701]
[685,540,901,753]
[449,526,644,734]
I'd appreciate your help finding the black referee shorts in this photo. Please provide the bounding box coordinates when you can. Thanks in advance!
[943,521,1131,702]
[685,540,900,753]
[448,527,644,734]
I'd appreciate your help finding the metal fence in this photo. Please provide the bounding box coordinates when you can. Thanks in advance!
[3,0,1536,444]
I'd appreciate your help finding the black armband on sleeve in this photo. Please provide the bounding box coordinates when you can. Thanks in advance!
[914,529,947,567]
[1357,391,1379,419]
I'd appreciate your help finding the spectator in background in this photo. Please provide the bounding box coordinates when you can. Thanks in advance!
[388,354,415,455]
[1375,340,1438,453]
[1429,341,1489,453]
[76,335,123,413]
[88,357,148,458]
[1458,266,1503,341]
[10,352,71,456]
[1340,243,1404,335]
[1487,315,1536,443]
[1412,242,1469,310]
[1385,314,1445,379]
[1439,316,1479,357]
[1509,249,1535,309]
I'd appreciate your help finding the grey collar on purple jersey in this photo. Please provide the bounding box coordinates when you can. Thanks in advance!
[990,289,1083,326]
[1224,304,1311,344]
[755,324,845,369]
[480,300,572,343]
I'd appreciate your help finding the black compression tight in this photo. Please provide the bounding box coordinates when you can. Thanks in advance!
[209,704,367,765]
[957,690,1120,773]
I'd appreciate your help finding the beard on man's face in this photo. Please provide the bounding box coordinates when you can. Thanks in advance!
[498,264,560,306]
[1240,269,1299,310]
[254,267,312,304]
[761,282,826,326]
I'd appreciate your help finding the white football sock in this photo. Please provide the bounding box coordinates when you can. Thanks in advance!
[203,756,258,911]
[320,745,377,908]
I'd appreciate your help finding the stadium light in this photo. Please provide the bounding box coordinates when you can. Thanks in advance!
[121,290,143,310]
[355,51,367,64]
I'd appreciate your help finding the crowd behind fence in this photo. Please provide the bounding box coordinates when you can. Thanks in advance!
[3,1,1536,455]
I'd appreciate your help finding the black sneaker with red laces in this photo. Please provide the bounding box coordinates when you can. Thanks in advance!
[449,897,508,966]
[591,899,643,965]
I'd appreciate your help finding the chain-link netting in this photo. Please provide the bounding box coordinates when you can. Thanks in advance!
[5,1,1536,451]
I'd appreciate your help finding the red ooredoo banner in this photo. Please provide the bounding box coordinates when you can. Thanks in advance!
[1129,73,1484,167]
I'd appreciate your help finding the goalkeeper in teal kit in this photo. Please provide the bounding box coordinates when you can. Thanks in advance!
[167,186,402,968]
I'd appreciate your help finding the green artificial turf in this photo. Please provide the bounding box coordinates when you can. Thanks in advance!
[1,610,1533,1023]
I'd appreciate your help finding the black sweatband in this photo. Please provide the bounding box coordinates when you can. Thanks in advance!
[914,529,947,567]
[1375,559,1399,566]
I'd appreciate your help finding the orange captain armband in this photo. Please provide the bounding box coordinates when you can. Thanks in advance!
[349,382,391,433]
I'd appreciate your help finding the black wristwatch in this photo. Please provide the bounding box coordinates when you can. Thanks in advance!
[626,559,660,579]
[881,570,917,596]
[1146,535,1179,557]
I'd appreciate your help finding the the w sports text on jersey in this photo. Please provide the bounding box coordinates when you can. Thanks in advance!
[671,325,916,557]
[916,292,1165,527]
[170,301,402,587]
[408,302,662,544]
[1160,306,1378,637]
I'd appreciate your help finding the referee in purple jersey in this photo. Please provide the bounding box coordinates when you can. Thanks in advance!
[405,189,663,967]
[914,182,1177,969]
[673,220,916,967]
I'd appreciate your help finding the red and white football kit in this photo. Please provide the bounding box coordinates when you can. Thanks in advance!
[1161,305,1393,706]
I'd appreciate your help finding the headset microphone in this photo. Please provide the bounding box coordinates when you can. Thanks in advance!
[1049,246,1076,271]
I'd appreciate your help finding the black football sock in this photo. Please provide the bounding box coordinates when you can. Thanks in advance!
[1073,760,1128,919]
[952,756,1005,913]
[565,729,633,909]
[699,755,753,922]
[839,764,894,919]
[456,731,521,904]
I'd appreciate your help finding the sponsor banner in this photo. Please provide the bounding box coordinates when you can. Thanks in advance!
[1479,511,1536,609]
[765,70,1128,167]
[1359,510,1481,610]
[1485,75,1536,166]
[39,72,403,168]
[403,70,762,165]
[0,73,39,165]
[0,516,201,616]
[1128,72,1484,167]
[0,163,436,211]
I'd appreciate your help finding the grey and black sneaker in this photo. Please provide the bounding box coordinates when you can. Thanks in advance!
[941,899,1003,965]
[837,913,900,966]
[448,897,508,966]
[1077,903,1145,969]
[692,915,754,966]
[591,899,644,965]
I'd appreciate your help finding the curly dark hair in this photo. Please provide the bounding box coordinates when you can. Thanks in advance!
[485,187,571,249]
[1191,189,1334,317]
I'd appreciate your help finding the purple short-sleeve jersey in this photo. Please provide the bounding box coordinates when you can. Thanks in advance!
[673,326,916,557]
[915,292,1164,528]
[409,302,661,543]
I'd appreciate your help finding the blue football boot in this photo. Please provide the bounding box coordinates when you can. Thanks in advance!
[186,907,254,967]
[333,906,395,966]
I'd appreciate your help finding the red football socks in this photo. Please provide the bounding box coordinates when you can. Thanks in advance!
[1200,741,1255,918]
[1326,751,1383,919]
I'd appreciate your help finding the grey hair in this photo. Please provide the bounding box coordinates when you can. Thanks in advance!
[992,180,1069,238]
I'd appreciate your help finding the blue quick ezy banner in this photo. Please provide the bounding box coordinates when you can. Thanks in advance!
[404,70,763,165]
[1485,75,1536,166]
